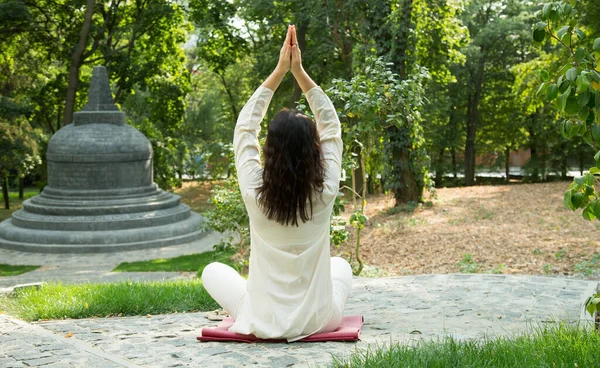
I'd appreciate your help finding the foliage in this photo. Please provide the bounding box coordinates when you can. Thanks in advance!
[0,280,218,321]
[1,0,192,190]
[328,56,432,205]
[533,1,600,220]
[331,324,600,367]
[130,118,182,190]
[330,195,350,248]
[584,292,600,319]
[202,177,250,252]
[457,253,480,273]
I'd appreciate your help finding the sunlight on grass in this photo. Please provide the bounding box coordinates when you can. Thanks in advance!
[0,280,218,321]
[332,325,600,368]
[112,249,238,277]
[0,264,40,277]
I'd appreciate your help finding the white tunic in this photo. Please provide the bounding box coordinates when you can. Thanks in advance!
[229,85,343,341]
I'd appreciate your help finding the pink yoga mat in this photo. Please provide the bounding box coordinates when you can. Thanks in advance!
[197,315,364,343]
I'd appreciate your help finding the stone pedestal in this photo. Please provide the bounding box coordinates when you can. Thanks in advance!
[0,66,205,253]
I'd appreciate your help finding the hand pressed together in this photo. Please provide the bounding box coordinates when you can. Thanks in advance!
[277,25,303,75]
[264,24,315,93]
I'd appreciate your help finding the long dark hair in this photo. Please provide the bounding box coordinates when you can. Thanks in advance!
[257,108,325,226]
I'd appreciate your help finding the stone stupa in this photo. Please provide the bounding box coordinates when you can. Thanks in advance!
[0,66,205,253]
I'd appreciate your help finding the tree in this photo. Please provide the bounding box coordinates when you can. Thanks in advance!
[533,0,600,220]
[0,122,39,209]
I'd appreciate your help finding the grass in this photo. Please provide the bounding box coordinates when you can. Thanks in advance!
[0,280,219,321]
[457,254,480,273]
[0,264,40,277]
[332,325,600,368]
[0,188,38,222]
[112,249,238,277]
[574,254,600,277]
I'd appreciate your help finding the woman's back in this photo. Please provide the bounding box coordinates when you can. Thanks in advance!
[202,25,351,342]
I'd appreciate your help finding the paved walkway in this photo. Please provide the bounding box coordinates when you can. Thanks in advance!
[1,274,598,367]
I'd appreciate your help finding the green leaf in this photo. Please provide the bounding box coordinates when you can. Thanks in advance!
[575,176,587,185]
[578,91,591,107]
[579,107,590,121]
[582,204,596,221]
[564,190,573,209]
[573,191,586,209]
[535,21,548,31]
[592,200,600,218]
[566,67,578,81]
[585,172,595,185]
[577,74,590,92]
[592,125,600,143]
[558,86,571,111]
[589,167,600,174]
[585,185,595,196]
[557,26,570,41]
[533,28,545,43]
[560,3,572,17]
[575,28,586,41]
[536,82,547,96]
[575,47,586,63]
[587,300,596,317]
[594,38,600,53]
[540,69,549,81]
[583,130,593,145]
[595,150,600,167]
[546,83,559,100]
[542,3,551,20]
[565,96,580,115]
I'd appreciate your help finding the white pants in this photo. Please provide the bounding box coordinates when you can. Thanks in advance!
[201,256,353,334]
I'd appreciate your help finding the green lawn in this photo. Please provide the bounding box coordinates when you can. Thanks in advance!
[0,264,40,277]
[0,188,39,222]
[112,249,239,277]
[0,280,218,321]
[332,325,600,368]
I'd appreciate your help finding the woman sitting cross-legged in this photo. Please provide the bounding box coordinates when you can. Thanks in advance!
[201,24,352,342]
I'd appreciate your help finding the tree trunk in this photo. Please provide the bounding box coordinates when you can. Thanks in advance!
[560,142,568,179]
[464,46,485,186]
[435,146,445,186]
[367,170,375,194]
[505,146,510,184]
[353,146,365,200]
[393,0,414,78]
[388,126,421,205]
[218,73,238,119]
[451,147,457,178]
[580,148,585,175]
[464,93,477,186]
[63,0,95,125]
[292,22,308,105]
[528,123,539,182]
[19,176,24,199]
[2,176,9,210]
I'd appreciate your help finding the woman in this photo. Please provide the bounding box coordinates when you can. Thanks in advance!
[201,25,352,342]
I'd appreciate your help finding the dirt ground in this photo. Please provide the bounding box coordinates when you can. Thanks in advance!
[177,180,600,278]
[175,180,218,214]
[334,182,600,278]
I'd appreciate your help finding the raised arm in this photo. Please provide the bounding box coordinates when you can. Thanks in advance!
[290,26,342,197]
[234,26,293,194]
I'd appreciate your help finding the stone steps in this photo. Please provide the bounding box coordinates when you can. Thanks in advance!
[24,193,179,216]
[10,204,192,231]
[0,212,206,252]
